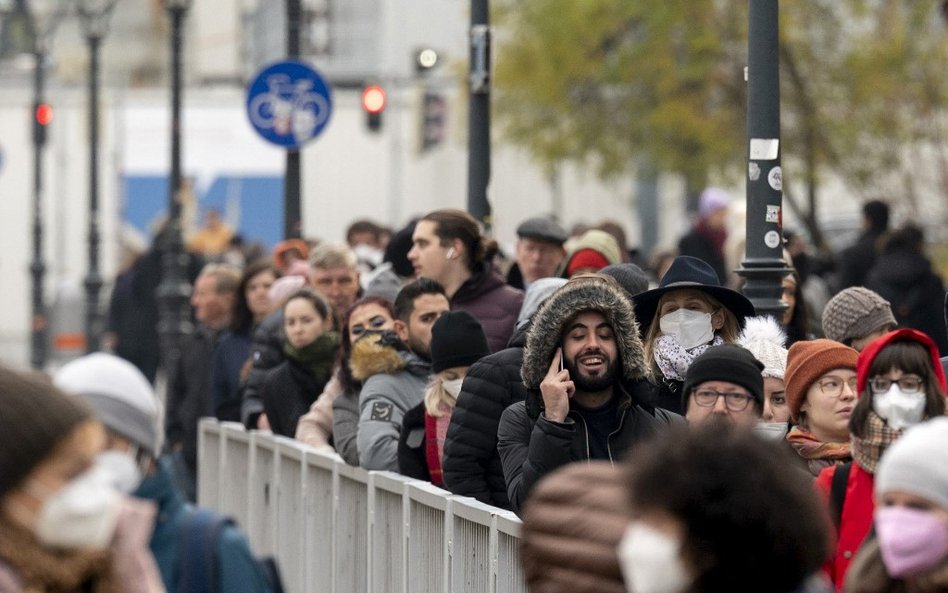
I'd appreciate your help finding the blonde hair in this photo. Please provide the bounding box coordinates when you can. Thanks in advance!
[424,371,458,417]
[642,290,741,379]
[309,241,358,270]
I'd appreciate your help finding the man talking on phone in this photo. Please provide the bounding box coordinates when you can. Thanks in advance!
[498,275,681,514]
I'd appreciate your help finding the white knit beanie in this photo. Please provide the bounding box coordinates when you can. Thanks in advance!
[54,353,163,456]
[737,316,789,380]
[876,417,948,512]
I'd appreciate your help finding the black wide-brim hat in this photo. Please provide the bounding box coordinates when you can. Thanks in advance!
[633,255,756,330]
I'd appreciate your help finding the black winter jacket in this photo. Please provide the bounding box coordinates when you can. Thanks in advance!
[261,355,329,438]
[240,310,284,428]
[442,324,529,509]
[498,383,680,515]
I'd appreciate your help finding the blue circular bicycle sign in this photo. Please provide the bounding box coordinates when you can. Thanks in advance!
[246,60,333,149]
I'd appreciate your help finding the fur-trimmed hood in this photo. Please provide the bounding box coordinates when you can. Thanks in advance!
[349,332,430,382]
[521,278,646,389]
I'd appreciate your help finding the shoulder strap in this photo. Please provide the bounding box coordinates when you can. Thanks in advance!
[177,507,232,593]
[830,462,852,531]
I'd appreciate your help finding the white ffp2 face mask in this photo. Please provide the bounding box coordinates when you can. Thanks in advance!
[617,522,691,593]
[32,467,123,551]
[659,309,714,350]
[874,385,926,431]
[441,377,464,398]
[97,450,144,494]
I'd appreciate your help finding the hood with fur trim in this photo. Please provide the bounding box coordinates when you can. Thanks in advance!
[521,278,646,389]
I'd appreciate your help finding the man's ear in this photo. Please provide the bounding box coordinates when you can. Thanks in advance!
[394,319,409,342]
[449,238,464,259]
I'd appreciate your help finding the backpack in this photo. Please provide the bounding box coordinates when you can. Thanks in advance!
[177,507,285,593]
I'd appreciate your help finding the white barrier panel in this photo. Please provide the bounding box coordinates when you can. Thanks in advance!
[197,419,527,593]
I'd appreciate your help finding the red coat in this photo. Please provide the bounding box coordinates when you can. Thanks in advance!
[815,462,875,592]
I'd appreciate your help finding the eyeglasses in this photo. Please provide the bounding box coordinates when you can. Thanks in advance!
[350,315,389,337]
[816,376,858,397]
[869,376,924,394]
[692,389,755,412]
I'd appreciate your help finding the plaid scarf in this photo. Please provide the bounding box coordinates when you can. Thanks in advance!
[786,426,851,477]
[851,411,901,474]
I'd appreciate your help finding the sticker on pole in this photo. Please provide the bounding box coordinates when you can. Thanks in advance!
[246,60,333,149]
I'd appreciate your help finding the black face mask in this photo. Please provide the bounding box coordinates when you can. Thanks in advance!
[355,328,407,351]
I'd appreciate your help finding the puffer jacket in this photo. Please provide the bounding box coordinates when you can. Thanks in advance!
[352,333,432,471]
[499,278,681,514]
[520,461,629,593]
[442,323,529,509]
[452,262,524,353]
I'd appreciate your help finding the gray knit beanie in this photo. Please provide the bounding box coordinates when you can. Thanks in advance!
[821,287,897,344]
[876,417,948,511]
[54,353,163,456]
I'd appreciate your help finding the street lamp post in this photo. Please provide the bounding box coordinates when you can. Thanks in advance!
[77,0,117,354]
[468,0,491,232]
[156,0,194,382]
[736,0,792,318]
[25,1,67,370]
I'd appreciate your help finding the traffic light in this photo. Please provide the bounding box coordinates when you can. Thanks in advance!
[33,102,53,146]
[362,85,386,133]
[421,91,446,151]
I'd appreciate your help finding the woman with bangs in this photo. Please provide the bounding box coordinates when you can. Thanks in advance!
[816,329,948,592]
[633,256,755,414]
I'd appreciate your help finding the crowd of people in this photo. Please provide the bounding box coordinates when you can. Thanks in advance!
[3,194,948,593]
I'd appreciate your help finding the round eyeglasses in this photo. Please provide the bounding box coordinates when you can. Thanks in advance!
[816,375,858,398]
[692,389,755,412]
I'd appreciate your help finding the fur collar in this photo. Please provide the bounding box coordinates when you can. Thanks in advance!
[348,333,431,382]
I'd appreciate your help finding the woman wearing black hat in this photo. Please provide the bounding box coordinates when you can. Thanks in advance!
[634,255,755,415]
[398,311,490,486]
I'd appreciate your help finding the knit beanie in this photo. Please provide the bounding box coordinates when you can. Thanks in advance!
[821,287,897,345]
[54,353,162,457]
[0,367,92,500]
[682,344,765,412]
[784,339,859,421]
[430,311,490,373]
[566,249,610,276]
[876,417,948,512]
[600,263,650,297]
[737,316,789,380]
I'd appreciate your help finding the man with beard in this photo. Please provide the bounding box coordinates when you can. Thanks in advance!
[357,278,450,471]
[498,275,680,514]
[681,344,764,429]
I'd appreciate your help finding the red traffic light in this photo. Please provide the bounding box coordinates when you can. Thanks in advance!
[35,103,53,126]
[362,86,386,114]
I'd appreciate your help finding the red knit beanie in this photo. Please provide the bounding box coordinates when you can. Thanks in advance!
[856,329,948,395]
[566,249,610,276]
[784,339,859,421]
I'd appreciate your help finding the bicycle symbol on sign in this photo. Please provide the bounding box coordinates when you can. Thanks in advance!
[248,74,330,143]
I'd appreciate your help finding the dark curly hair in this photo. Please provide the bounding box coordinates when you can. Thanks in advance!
[625,426,830,593]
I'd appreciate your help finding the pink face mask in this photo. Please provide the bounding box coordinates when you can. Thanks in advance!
[875,506,948,578]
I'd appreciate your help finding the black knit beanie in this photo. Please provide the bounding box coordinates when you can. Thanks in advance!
[681,344,765,412]
[430,311,490,373]
[0,367,92,500]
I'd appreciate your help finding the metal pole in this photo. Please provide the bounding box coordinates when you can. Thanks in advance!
[284,0,302,239]
[30,49,47,368]
[468,0,491,231]
[84,33,103,353]
[157,2,194,382]
[736,0,791,319]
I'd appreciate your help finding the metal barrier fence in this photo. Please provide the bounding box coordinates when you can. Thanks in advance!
[197,419,527,593]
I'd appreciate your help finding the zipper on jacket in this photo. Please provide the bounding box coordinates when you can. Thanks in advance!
[606,405,630,464]
[569,411,592,461]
